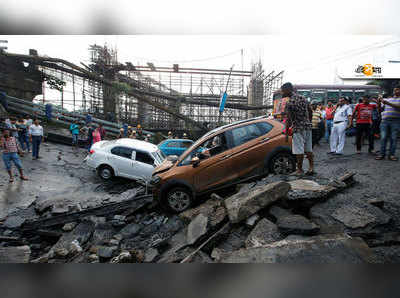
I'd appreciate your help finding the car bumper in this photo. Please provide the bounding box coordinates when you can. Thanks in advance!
[84,156,97,169]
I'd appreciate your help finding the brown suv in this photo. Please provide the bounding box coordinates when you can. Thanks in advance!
[150,117,295,212]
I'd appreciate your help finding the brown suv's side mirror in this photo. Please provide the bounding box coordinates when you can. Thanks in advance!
[190,156,200,167]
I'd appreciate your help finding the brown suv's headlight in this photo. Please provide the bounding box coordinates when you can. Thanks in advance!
[150,175,161,186]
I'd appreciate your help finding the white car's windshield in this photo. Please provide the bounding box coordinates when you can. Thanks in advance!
[152,150,166,164]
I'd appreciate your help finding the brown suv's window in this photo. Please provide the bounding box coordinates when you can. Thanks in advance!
[180,133,228,166]
[231,123,265,147]
[256,122,273,135]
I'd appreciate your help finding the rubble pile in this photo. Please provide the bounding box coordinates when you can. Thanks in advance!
[0,171,397,263]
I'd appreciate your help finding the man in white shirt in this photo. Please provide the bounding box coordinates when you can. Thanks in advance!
[28,119,44,160]
[328,98,353,155]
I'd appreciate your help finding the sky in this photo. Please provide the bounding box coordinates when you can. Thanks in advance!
[1,0,400,35]
[3,35,400,83]
[1,0,400,110]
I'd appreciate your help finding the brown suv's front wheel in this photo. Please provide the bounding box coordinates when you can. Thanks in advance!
[166,187,193,213]
[269,152,296,175]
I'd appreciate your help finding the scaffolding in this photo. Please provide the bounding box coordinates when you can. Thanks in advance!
[9,45,284,133]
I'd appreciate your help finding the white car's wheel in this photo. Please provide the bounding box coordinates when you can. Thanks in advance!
[98,165,114,180]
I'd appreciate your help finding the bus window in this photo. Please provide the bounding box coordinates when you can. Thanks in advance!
[311,90,326,103]
[341,90,354,100]
[354,90,365,103]
[297,90,311,99]
[327,90,340,101]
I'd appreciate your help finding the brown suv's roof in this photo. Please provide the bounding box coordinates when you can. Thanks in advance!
[203,116,268,138]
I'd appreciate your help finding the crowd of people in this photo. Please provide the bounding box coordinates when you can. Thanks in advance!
[283,82,400,175]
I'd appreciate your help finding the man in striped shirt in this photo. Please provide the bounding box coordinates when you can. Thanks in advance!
[376,85,400,161]
[1,129,28,183]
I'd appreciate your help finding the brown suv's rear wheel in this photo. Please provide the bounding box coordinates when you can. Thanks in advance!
[269,152,296,175]
[165,187,193,213]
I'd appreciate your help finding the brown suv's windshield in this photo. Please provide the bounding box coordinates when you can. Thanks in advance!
[180,132,229,166]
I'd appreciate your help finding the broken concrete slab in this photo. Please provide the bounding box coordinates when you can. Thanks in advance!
[372,246,400,263]
[3,216,26,229]
[158,246,213,263]
[144,248,159,263]
[62,222,77,232]
[245,214,260,227]
[277,215,320,236]
[245,218,283,248]
[216,234,377,263]
[187,214,208,245]
[0,245,31,263]
[180,194,227,228]
[120,223,142,239]
[51,202,70,215]
[287,179,336,202]
[224,181,291,224]
[50,221,95,257]
[310,199,391,235]
[92,223,117,245]
[332,205,378,229]
[97,246,118,259]
[268,206,293,221]
[23,195,153,231]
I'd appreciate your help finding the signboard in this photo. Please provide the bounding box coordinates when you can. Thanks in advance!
[337,63,400,79]
[219,92,227,113]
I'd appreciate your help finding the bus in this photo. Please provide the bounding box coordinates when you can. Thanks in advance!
[272,84,381,119]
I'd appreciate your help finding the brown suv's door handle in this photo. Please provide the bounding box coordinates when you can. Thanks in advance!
[259,137,270,143]
[220,154,232,160]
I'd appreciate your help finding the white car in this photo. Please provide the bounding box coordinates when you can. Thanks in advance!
[85,138,166,181]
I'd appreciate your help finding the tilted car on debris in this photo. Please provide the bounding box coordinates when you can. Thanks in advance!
[84,139,166,181]
[150,116,296,213]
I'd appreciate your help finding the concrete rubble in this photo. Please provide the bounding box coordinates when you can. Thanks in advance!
[224,181,291,223]
[213,234,377,263]
[0,161,397,263]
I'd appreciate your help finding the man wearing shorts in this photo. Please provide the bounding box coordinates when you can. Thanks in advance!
[283,82,314,175]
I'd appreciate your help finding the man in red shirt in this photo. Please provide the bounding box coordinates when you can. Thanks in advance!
[351,95,375,154]
[325,100,335,143]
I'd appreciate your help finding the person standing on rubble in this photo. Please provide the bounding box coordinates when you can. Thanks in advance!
[350,95,375,154]
[325,101,335,143]
[376,85,400,161]
[311,101,323,147]
[29,118,44,160]
[69,120,80,150]
[1,129,28,183]
[98,123,106,140]
[328,97,352,155]
[92,125,102,145]
[16,117,30,153]
[283,82,314,176]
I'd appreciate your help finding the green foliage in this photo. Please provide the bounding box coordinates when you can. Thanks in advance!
[111,82,132,94]
[368,79,400,96]
[44,74,66,92]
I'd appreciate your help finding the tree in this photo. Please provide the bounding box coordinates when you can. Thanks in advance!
[367,79,400,97]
